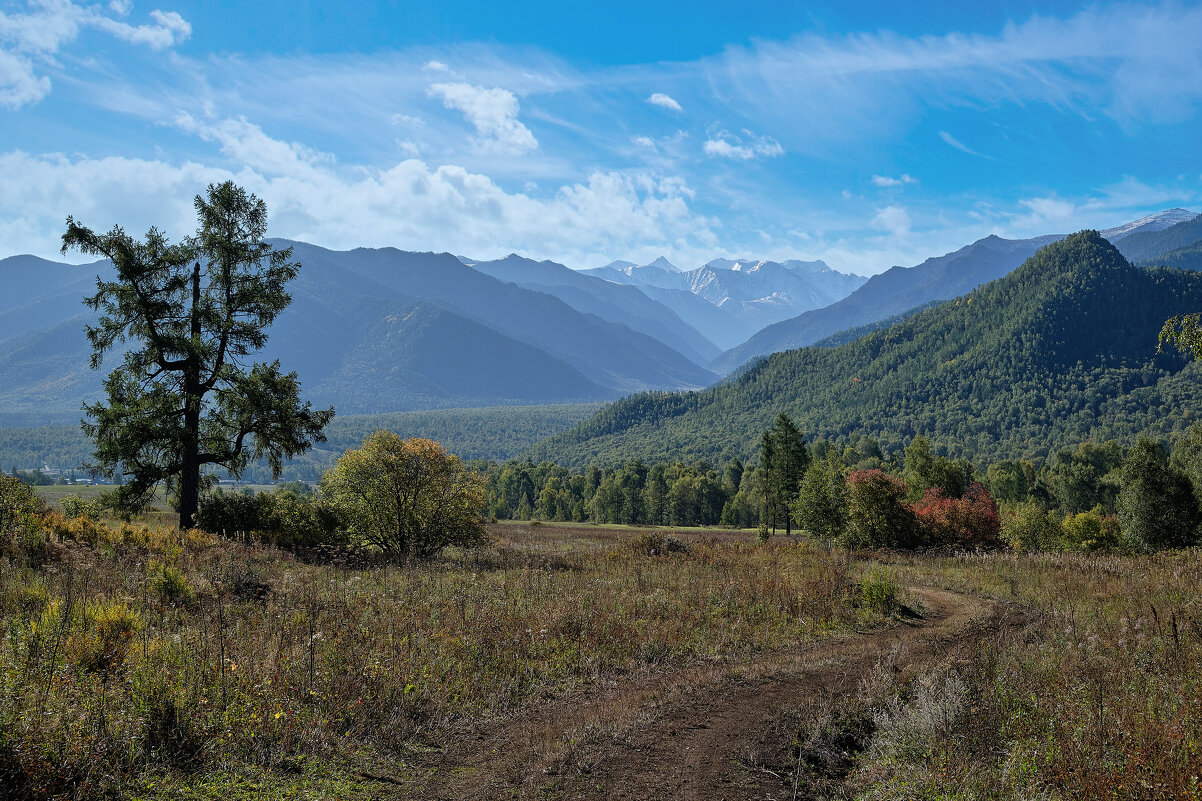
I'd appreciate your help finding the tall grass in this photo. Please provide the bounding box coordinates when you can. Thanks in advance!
[0,519,863,798]
[842,550,1202,800]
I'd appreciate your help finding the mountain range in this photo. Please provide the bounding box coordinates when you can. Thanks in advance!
[526,231,1202,468]
[2,207,1200,429]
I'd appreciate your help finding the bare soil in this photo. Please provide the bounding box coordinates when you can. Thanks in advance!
[384,586,1029,800]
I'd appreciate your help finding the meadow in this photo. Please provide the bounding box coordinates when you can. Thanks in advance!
[1,504,1199,799]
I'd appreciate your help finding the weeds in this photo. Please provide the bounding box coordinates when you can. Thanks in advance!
[0,518,864,798]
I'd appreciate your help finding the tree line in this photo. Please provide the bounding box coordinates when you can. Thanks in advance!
[475,413,1202,552]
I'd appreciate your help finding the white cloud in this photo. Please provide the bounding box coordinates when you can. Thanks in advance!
[422,60,450,72]
[703,130,784,160]
[939,131,986,158]
[647,92,682,112]
[0,0,190,108]
[871,204,911,236]
[871,173,916,187]
[428,81,538,155]
[631,135,656,149]
[0,119,721,269]
[710,3,1202,156]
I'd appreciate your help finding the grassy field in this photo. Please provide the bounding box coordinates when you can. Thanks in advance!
[1,511,1200,799]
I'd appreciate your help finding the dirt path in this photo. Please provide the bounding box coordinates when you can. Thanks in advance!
[399,587,1028,800]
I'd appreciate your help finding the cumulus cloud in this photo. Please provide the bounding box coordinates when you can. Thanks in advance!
[0,0,190,108]
[871,204,911,236]
[702,130,784,160]
[1,118,720,268]
[428,81,538,155]
[647,92,682,112]
[871,173,917,187]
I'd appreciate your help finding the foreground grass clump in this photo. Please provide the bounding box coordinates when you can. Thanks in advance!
[0,515,863,798]
[838,550,1202,800]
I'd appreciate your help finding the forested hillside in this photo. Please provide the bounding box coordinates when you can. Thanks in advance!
[527,232,1202,468]
[1114,212,1202,263]
[713,233,1064,373]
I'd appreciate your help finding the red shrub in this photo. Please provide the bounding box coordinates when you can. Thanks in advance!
[911,482,1002,548]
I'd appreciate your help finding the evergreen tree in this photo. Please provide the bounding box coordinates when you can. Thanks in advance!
[762,413,809,535]
[62,182,333,527]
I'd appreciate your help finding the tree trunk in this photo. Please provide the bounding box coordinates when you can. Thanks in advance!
[178,262,203,530]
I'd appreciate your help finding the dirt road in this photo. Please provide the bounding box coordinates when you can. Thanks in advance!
[399,587,1027,800]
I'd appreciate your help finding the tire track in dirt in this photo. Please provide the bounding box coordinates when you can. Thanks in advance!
[403,587,1029,800]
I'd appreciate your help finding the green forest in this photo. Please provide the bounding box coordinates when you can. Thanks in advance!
[527,232,1202,468]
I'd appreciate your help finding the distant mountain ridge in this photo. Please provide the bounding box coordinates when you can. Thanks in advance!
[581,256,868,338]
[0,242,721,425]
[526,231,1202,468]
[711,232,1066,373]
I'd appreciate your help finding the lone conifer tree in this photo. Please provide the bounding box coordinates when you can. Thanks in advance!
[63,182,333,528]
[761,412,809,535]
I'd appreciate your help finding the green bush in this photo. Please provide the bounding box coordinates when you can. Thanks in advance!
[195,488,341,547]
[859,565,902,616]
[1060,507,1122,552]
[148,561,193,604]
[1000,501,1061,552]
[60,493,102,521]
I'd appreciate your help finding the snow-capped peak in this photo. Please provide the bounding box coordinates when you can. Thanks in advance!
[644,256,682,272]
[1102,208,1198,242]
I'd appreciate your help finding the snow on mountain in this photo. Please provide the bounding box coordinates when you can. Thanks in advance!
[1102,209,1197,242]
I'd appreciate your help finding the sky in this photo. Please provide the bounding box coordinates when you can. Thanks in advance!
[2,0,1201,275]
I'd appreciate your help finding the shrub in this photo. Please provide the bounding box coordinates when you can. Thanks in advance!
[195,488,271,536]
[1060,507,1122,552]
[911,482,1002,548]
[0,474,43,538]
[76,599,143,674]
[59,493,101,521]
[843,470,920,548]
[321,433,488,558]
[627,531,690,556]
[195,488,341,547]
[148,561,193,604]
[859,565,902,616]
[1000,501,1061,552]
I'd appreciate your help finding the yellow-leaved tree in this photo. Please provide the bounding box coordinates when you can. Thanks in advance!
[321,432,488,558]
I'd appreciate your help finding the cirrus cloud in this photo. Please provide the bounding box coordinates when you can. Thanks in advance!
[0,0,190,108]
[703,129,784,160]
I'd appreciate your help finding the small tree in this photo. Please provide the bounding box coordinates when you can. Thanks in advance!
[842,469,919,549]
[911,483,1002,548]
[762,413,809,535]
[321,432,488,558]
[792,451,847,543]
[1117,436,1200,550]
[62,182,333,527]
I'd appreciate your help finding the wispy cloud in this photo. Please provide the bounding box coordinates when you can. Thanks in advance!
[647,92,682,112]
[938,131,987,159]
[871,173,917,187]
[703,129,783,160]
[0,0,190,108]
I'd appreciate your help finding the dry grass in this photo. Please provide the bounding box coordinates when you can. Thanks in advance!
[832,549,1202,800]
[0,518,867,799]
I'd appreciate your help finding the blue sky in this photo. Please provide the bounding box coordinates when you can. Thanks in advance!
[2,0,1201,275]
